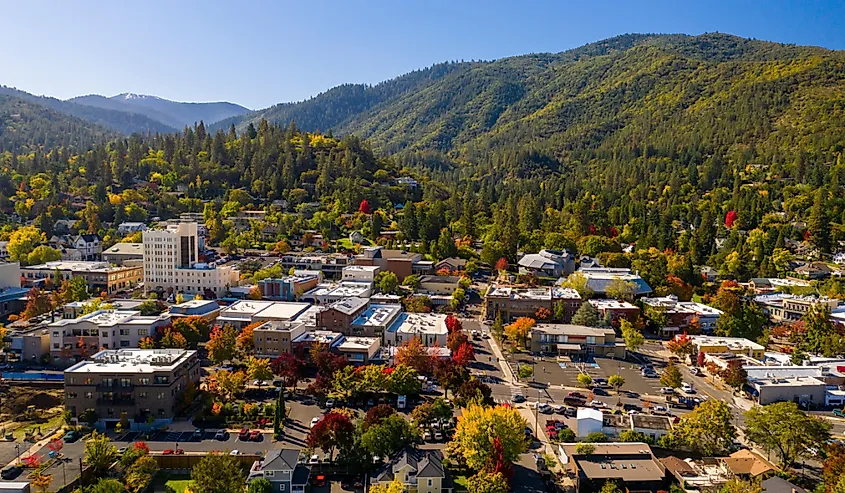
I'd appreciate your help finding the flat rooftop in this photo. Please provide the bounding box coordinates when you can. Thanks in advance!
[104,242,143,255]
[292,330,343,345]
[588,299,638,310]
[562,442,665,482]
[689,335,765,351]
[532,323,614,337]
[750,375,825,387]
[66,349,195,374]
[338,336,379,350]
[343,265,380,272]
[49,309,166,328]
[352,304,402,327]
[218,300,311,320]
[393,313,447,336]
[24,260,128,272]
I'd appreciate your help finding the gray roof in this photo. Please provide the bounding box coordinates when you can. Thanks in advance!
[762,476,807,493]
[291,465,311,486]
[419,275,462,284]
[262,448,300,472]
[328,297,369,315]
[374,448,446,482]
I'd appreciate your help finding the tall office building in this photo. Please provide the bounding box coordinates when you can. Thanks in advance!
[143,223,238,297]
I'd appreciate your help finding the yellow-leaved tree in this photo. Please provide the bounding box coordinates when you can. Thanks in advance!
[452,403,528,470]
[369,479,405,493]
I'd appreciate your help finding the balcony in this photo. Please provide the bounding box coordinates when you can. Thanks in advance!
[96,383,134,392]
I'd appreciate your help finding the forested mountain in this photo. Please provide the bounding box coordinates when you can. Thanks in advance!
[70,93,250,130]
[0,94,115,152]
[0,86,174,136]
[211,62,473,134]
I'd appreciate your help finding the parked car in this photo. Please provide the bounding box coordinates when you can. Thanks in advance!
[682,382,695,393]
[591,387,609,396]
[538,403,553,414]
[563,407,577,417]
[214,430,228,441]
[310,417,322,428]
[593,378,609,388]
[63,430,82,443]
[1,466,22,480]
[690,367,703,376]
[238,428,250,440]
[553,405,566,414]
[659,387,675,394]
[589,400,606,408]
[326,399,335,408]
[567,391,587,399]
[312,475,327,487]
[249,430,262,441]
[434,431,443,441]
[192,429,204,440]
[423,430,432,441]
[309,454,320,464]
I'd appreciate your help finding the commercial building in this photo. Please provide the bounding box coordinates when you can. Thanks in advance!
[216,300,312,329]
[587,299,640,325]
[316,297,370,333]
[278,253,350,279]
[748,375,827,406]
[143,223,239,297]
[558,442,667,493]
[386,313,448,347]
[518,249,576,278]
[22,261,143,295]
[102,243,144,266]
[291,330,344,359]
[337,336,382,364]
[641,296,723,334]
[350,304,403,339]
[0,262,28,319]
[602,413,674,442]
[48,310,171,364]
[687,335,765,360]
[754,294,840,323]
[483,284,582,322]
[253,321,308,358]
[64,348,200,429]
[302,281,372,305]
[168,299,221,321]
[353,246,433,281]
[575,268,653,297]
[435,257,466,272]
[418,275,461,296]
[341,265,381,283]
[257,274,321,301]
[2,325,50,363]
[661,450,777,492]
[530,323,625,359]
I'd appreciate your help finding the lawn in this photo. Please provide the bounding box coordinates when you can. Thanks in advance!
[337,238,373,249]
[165,480,194,493]
[12,413,65,440]
[453,475,469,492]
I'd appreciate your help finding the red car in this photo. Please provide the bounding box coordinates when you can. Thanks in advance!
[249,430,261,441]
[162,449,174,455]
[238,428,249,441]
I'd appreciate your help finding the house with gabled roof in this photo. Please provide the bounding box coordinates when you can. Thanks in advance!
[248,448,310,493]
[372,447,453,493]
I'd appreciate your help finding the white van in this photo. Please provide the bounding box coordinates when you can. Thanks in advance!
[397,395,407,409]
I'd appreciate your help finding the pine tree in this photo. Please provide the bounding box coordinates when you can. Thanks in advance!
[273,387,285,439]
[808,189,830,253]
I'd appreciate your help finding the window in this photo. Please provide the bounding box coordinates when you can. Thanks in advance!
[119,329,130,336]
[120,340,130,347]
[137,329,147,336]
[428,479,433,487]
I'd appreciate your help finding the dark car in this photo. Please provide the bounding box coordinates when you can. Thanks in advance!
[1,465,22,480]
[63,430,82,443]
[591,387,609,396]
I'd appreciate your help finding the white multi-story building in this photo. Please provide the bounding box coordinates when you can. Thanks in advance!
[341,265,381,283]
[385,313,448,347]
[143,223,239,297]
[48,310,171,364]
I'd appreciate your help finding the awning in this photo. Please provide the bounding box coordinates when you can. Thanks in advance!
[556,343,582,351]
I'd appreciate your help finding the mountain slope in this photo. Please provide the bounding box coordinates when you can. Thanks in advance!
[0,94,115,152]
[71,93,250,129]
[225,33,843,165]
[0,86,175,135]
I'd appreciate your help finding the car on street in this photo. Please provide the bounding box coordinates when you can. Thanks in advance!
[312,475,327,487]
[553,405,566,414]
[63,430,82,443]
[682,382,695,393]
[538,403,553,414]
[238,428,250,440]
[326,399,335,408]
[1,466,22,480]
[567,391,587,399]
[230,450,240,455]
[690,367,703,376]
[310,417,322,428]
[651,405,669,414]
[215,430,228,441]
[564,407,577,417]
[589,400,606,408]
[591,387,609,396]
[512,394,526,403]
[482,333,490,339]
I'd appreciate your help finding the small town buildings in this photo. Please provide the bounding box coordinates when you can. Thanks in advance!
[661,450,776,492]
[22,261,143,295]
[641,296,723,334]
[278,253,350,279]
[761,476,807,493]
[350,303,403,339]
[483,284,582,322]
[576,407,603,436]
[748,375,827,406]
[63,348,200,429]
[0,262,28,319]
[720,449,777,480]
[518,249,576,277]
[72,234,101,260]
[257,274,321,301]
[216,300,312,329]
[793,262,832,280]
[228,210,267,231]
[167,299,221,321]
[315,297,369,334]
[417,275,461,296]
[353,246,433,281]
[253,321,308,358]
[291,330,344,359]
[688,335,765,360]
[337,336,382,364]
[754,293,840,323]
[576,268,653,297]
[435,257,466,272]
[372,448,452,493]
[248,448,310,493]
[530,323,625,359]
[602,413,674,442]
[2,325,50,363]
[558,442,667,493]
[102,243,144,266]
[117,222,148,235]
[396,177,419,188]
[302,281,373,305]
[48,309,171,363]
[341,265,381,283]
[386,313,448,347]
[587,299,640,325]
[143,223,239,297]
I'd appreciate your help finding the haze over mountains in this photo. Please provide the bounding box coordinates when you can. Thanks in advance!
[3,32,845,165]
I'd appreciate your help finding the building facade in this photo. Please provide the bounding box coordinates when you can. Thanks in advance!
[530,323,625,359]
[22,261,143,295]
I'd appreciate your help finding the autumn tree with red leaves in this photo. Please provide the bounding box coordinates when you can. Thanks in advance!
[395,337,431,374]
[358,200,372,214]
[310,342,349,378]
[307,411,355,460]
[453,342,475,367]
[447,330,469,353]
[271,353,306,389]
[495,258,509,272]
[445,314,462,333]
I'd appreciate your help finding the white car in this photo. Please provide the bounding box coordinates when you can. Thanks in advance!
[309,454,320,464]
[589,400,605,408]
[326,399,335,408]
[682,382,695,393]
[423,431,432,441]
[659,387,675,394]
[310,417,322,428]
[651,405,668,414]
[230,450,240,455]
[434,431,443,441]
[690,367,702,376]
[538,403,553,414]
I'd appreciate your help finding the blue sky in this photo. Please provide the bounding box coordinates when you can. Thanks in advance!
[1,0,843,109]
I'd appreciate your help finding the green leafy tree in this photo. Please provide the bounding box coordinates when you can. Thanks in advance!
[660,362,683,389]
[666,400,736,455]
[124,455,159,493]
[620,319,644,352]
[744,401,832,467]
[608,374,625,393]
[452,403,528,471]
[466,471,509,493]
[618,430,650,443]
[572,301,600,327]
[808,188,831,253]
[600,480,622,493]
[563,272,593,299]
[360,414,419,458]
[721,360,747,389]
[191,453,245,493]
[577,373,593,387]
[376,271,400,294]
[84,431,118,475]
[27,245,62,266]
[7,225,44,263]
[248,478,273,493]
[86,479,126,493]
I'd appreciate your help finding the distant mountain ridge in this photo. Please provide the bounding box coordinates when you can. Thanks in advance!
[69,93,250,130]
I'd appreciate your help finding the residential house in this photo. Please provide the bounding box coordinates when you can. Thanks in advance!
[117,222,147,235]
[793,262,832,280]
[72,234,101,261]
[372,448,453,493]
[248,448,310,493]
[435,257,467,272]
[518,249,576,277]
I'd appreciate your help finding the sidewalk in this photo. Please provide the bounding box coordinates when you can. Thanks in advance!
[486,334,523,387]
